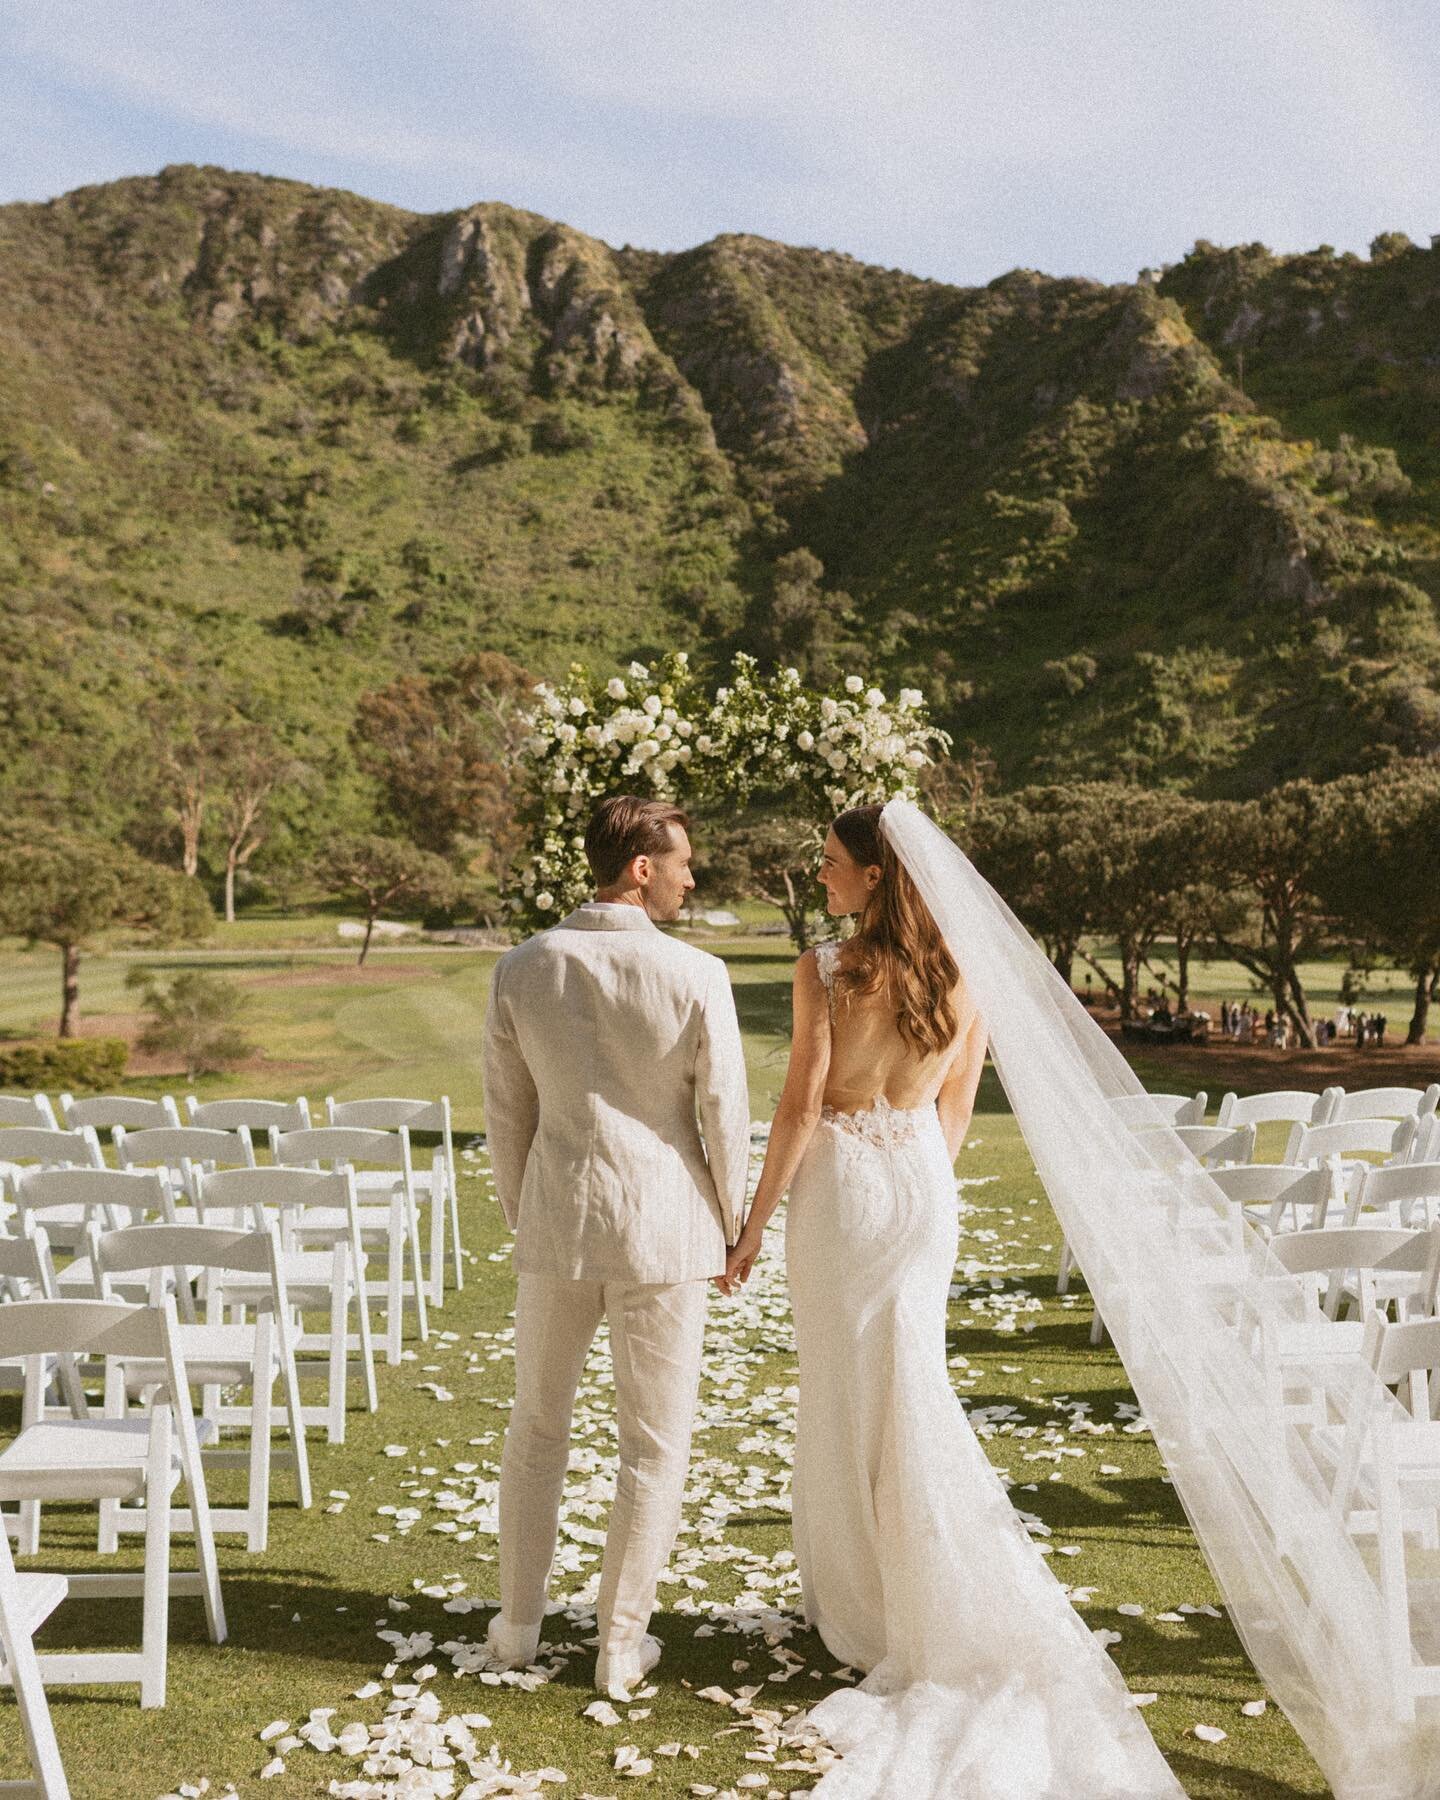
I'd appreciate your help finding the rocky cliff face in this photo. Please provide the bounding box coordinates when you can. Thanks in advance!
[1,164,1436,812]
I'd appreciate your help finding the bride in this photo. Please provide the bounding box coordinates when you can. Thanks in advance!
[721,800,1184,1799]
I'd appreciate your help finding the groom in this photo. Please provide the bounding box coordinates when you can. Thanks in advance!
[482,794,751,1697]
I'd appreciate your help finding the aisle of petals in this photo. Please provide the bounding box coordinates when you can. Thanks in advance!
[159,1129,1253,1800]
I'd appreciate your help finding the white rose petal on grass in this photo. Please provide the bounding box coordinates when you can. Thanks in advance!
[1117,1603,1145,1617]
[1131,1693,1159,1707]
[258,1722,289,1742]
[1192,1724,1228,1744]
[1241,1699,1268,1717]
[584,1700,623,1727]
[258,1759,285,1780]
[383,1445,408,1458]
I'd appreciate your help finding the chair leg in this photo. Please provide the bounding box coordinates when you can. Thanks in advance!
[17,1501,40,1558]
[173,1398,226,1647]
[1089,1307,1107,1347]
[407,1201,429,1346]
[246,1367,270,1555]
[448,1171,464,1295]
[385,1215,404,1366]
[429,1192,445,1311]
[327,1278,347,1445]
[0,1599,73,1800]
[140,1404,172,1709]
[351,1249,378,1414]
[277,1329,311,1511]
[1056,1238,1074,1296]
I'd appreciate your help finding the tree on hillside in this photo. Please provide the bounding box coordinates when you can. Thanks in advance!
[351,653,532,893]
[705,814,825,952]
[0,826,211,1037]
[1199,782,1339,1047]
[317,835,457,965]
[1320,764,1440,1044]
[212,728,305,924]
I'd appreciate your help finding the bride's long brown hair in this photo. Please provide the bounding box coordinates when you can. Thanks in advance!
[831,804,959,1059]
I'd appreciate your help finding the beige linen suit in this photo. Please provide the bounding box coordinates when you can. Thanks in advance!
[482,901,750,1692]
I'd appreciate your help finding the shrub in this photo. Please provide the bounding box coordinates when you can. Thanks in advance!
[125,968,257,1081]
[0,1038,127,1091]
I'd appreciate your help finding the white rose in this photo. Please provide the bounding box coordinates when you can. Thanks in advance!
[827,750,848,771]
[556,723,577,745]
[905,748,927,768]
[677,745,693,763]
[628,661,649,679]
[583,724,603,745]
[674,650,689,665]
[606,677,627,700]
[676,720,693,738]
[844,675,864,694]
[549,774,570,792]
[654,722,673,741]
[696,735,714,754]
[568,697,587,717]
[535,892,554,911]
[571,835,585,849]
[865,687,885,708]
[784,666,800,682]
[898,687,921,710]
[796,729,815,751]
[643,695,662,717]
[820,697,839,722]
[525,734,548,755]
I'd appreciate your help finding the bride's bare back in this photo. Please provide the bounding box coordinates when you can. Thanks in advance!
[816,939,981,1120]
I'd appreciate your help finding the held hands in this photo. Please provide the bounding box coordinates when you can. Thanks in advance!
[714,1225,764,1296]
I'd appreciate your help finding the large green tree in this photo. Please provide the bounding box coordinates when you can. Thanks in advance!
[1320,763,1440,1045]
[317,835,457,965]
[705,813,825,952]
[0,826,211,1037]
[1199,781,1339,1047]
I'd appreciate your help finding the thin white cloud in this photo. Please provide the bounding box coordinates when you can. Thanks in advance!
[1,0,1435,281]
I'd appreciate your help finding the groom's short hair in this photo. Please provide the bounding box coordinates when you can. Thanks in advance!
[585,795,690,886]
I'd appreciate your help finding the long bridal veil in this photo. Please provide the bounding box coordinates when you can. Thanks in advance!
[880,796,1440,1800]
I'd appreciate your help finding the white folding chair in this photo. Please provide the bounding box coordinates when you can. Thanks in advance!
[1345,1163,1440,1231]
[1216,1088,1336,1130]
[1268,1224,1440,1324]
[1285,1117,1415,1169]
[1208,1162,1341,1236]
[195,1168,378,1442]
[1410,1117,1440,1166]
[0,1297,225,1708]
[1326,1314,1440,1719]
[325,1096,463,1306]
[184,1097,312,1144]
[0,1526,70,1799]
[1325,1085,1440,1128]
[1056,1091,1207,1296]
[1174,1122,1256,1166]
[9,1169,176,1277]
[0,1100,58,1133]
[57,1096,179,1136]
[0,1227,89,1423]
[114,1126,256,1218]
[0,1134,103,1208]
[1109,1091,1208,1128]
[273,1127,427,1364]
[94,1222,311,1553]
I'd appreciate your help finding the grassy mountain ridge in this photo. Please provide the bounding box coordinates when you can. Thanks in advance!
[1,165,1437,860]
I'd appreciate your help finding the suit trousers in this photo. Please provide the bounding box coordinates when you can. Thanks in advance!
[498,1270,709,1664]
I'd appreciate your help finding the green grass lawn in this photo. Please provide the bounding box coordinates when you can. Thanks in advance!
[0,930,1359,1796]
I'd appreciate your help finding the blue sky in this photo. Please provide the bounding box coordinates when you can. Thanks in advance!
[2,1,1437,287]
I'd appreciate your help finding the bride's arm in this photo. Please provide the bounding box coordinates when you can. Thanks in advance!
[718,950,830,1292]
[936,1009,986,1162]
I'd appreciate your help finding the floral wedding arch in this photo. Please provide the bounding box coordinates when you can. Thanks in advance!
[508,651,950,929]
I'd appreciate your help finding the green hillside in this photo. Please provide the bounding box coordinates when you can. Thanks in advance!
[2,165,1437,848]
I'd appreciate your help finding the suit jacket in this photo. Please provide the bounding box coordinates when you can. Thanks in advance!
[482,902,751,1282]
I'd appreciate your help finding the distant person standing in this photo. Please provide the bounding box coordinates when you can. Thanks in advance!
[1354,1012,1368,1050]
[1220,1001,1232,1036]
[1376,1013,1387,1046]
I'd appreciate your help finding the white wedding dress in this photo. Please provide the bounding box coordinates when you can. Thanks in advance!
[784,941,1184,1799]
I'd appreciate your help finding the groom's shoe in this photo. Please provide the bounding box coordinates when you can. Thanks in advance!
[485,1612,541,1669]
[595,1632,662,1701]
